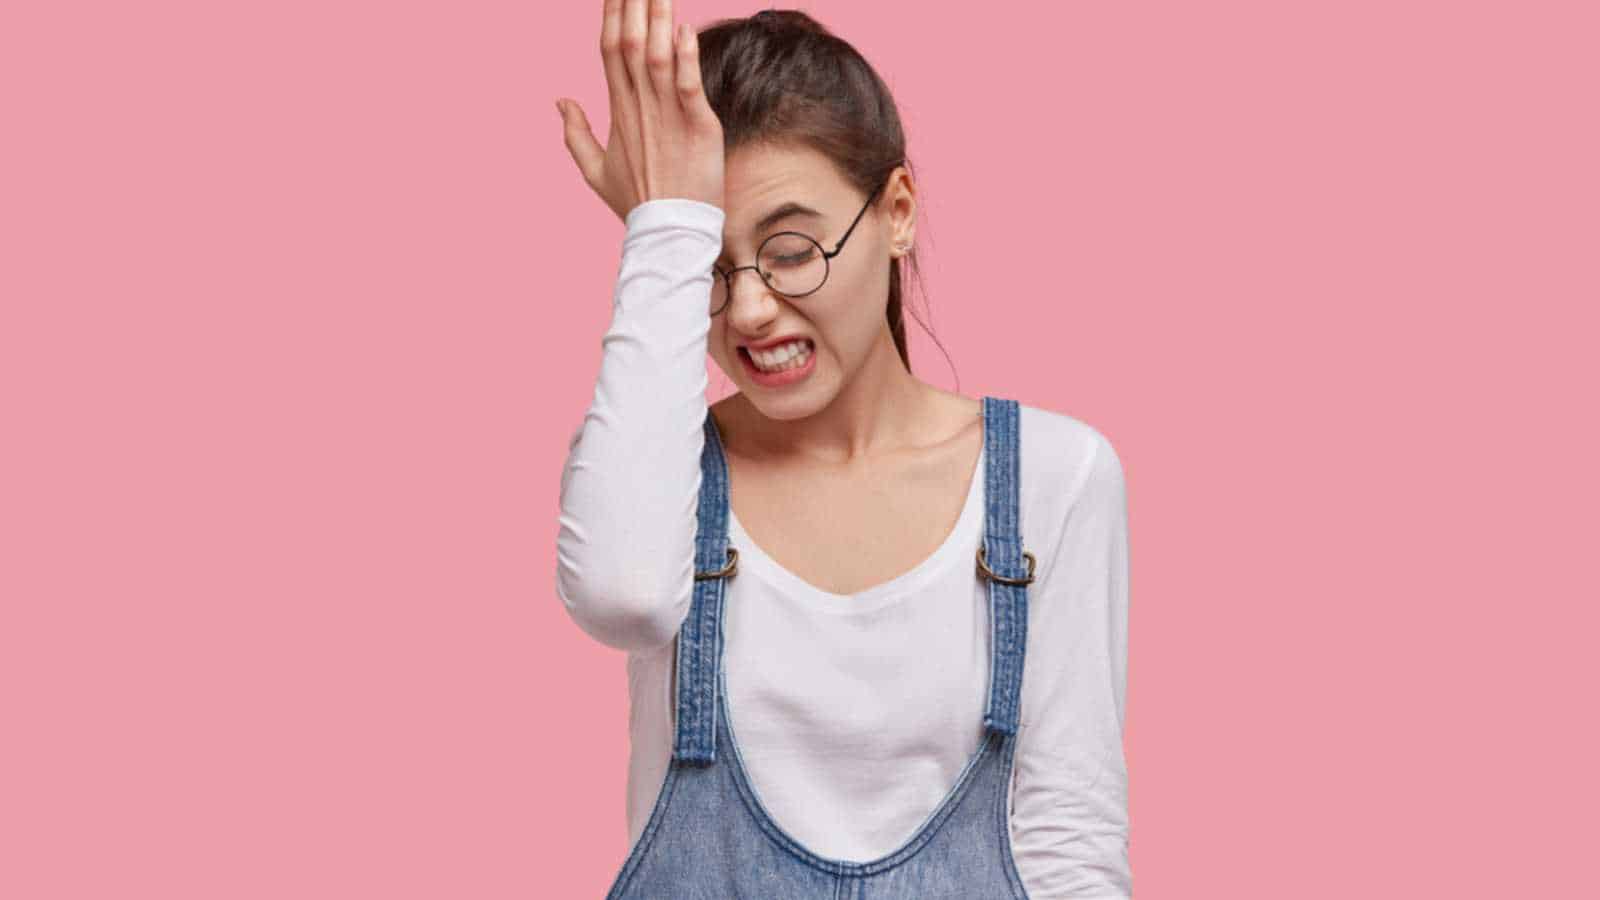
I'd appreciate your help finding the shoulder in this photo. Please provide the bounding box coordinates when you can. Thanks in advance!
[1010,401,1127,540]
[1016,401,1123,495]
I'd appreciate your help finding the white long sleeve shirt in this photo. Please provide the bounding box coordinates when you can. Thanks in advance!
[555,198,1132,899]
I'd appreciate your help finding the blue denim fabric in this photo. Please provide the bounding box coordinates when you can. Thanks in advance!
[605,396,1034,899]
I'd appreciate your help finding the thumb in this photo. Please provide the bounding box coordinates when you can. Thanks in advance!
[556,99,604,189]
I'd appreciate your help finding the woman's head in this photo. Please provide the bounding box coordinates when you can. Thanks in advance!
[695,9,926,420]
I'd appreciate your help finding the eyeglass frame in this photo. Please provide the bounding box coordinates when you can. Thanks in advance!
[710,161,905,316]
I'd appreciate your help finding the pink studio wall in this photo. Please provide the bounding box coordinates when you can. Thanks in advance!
[3,1,1595,897]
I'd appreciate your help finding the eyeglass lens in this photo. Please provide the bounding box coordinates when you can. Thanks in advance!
[709,232,827,316]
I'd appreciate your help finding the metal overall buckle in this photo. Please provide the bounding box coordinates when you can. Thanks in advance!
[975,546,1036,585]
[693,547,740,581]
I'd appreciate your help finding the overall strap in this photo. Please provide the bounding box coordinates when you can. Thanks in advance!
[672,412,737,764]
[979,396,1034,737]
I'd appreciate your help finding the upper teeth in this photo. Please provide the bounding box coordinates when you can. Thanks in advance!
[749,339,812,372]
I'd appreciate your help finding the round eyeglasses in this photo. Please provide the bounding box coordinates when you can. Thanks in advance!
[709,165,902,317]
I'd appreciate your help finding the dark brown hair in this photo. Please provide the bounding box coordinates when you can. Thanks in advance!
[695,9,948,376]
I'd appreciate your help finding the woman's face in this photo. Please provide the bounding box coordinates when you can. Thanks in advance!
[708,144,912,421]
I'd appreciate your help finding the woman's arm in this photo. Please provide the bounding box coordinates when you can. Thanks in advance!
[554,198,724,653]
[1010,428,1133,898]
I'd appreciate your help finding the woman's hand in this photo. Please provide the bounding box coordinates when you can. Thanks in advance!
[557,0,725,222]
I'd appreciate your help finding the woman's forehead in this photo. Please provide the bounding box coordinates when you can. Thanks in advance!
[724,148,852,234]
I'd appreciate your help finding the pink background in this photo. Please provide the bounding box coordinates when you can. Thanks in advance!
[4,1,1596,896]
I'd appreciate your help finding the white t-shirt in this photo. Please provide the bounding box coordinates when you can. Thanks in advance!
[555,198,1131,899]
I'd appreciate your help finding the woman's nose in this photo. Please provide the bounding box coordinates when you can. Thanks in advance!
[726,268,782,319]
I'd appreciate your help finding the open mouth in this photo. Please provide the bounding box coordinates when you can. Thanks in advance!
[741,338,814,374]
[739,338,816,386]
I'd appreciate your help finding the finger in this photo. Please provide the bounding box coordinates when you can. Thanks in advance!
[675,24,713,129]
[600,0,630,113]
[558,100,606,189]
[621,0,661,193]
[604,0,645,197]
[645,0,679,114]
[620,0,649,95]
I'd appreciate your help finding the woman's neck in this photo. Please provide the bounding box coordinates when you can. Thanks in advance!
[722,328,961,468]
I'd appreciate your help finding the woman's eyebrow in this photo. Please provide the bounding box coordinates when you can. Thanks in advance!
[750,201,824,234]
[718,203,827,261]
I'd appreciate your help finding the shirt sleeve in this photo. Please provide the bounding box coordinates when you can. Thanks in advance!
[554,198,725,653]
[1009,429,1133,898]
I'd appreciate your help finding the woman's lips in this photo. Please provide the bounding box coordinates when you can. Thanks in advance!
[739,340,817,387]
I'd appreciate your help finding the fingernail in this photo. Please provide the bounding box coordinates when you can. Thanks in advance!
[554,99,565,117]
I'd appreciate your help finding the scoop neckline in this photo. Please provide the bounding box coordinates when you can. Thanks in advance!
[724,442,986,615]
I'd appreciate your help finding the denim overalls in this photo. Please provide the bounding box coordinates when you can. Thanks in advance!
[605,396,1037,899]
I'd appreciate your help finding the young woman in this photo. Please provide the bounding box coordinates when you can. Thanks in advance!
[555,5,1131,897]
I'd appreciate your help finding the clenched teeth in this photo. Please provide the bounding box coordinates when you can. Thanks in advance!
[748,338,813,372]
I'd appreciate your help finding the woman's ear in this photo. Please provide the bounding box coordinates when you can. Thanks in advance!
[886,166,917,256]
